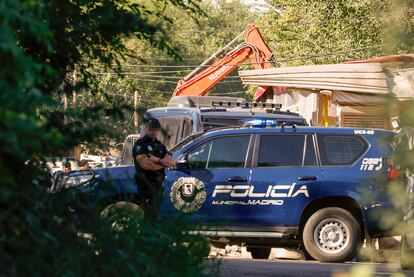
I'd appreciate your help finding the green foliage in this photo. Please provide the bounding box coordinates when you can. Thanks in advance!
[384,0,414,52]
[0,0,215,275]
[260,0,387,66]
[2,187,212,276]
[0,0,201,183]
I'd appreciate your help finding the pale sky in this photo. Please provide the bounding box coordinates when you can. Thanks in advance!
[242,0,266,4]
[241,0,269,13]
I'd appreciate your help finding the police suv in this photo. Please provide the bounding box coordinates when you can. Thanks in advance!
[53,121,398,263]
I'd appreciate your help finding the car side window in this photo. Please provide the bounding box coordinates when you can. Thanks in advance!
[258,135,305,167]
[304,135,317,166]
[187,141,212,169]
[318,135,367,165]
[187,136,250,169]
[207,136,250,168]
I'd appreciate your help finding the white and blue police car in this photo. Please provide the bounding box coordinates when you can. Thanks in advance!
[53,120,400,263]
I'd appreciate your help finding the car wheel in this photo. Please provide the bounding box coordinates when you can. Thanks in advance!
[100,201,144,233]
[247,247,271,259]
[300,245,315,260]
[303,207,362,262]
[401,234,414,270]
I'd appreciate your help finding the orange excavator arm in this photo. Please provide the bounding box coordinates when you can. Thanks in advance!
[173,25,273,97]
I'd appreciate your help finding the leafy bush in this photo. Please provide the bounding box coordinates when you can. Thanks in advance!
[0,0,215,276]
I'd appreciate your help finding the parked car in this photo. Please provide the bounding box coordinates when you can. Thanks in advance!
[46,157,77,174]
[52,122,400,263]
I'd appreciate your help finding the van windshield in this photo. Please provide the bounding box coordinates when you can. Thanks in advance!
[170,132,204,154]
[155,116,192,150]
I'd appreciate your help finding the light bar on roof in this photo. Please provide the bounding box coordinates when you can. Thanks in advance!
[244,119,278,127]
[211,101,282,110]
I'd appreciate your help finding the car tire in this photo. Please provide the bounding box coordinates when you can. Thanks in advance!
[100,201,144,232]
[401,234,414,270]
[247,247,271,259]
[300,245,315,260]
[303,207,362,263]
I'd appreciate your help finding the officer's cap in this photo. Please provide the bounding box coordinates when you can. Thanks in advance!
[144,117,161,129]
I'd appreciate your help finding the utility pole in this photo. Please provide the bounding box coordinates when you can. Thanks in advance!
[72,65,80,161]
[134,91,141,128]
[63,94,68,124]
[72,65,77,108]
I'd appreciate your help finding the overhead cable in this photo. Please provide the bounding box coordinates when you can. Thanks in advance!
[92,72,241,79]
[89,45,383,69]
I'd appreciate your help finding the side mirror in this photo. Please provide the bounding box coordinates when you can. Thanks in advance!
[176,154,189,169]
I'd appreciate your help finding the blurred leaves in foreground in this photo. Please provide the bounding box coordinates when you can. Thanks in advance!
[3,187,212,276]
[0,0,213,276]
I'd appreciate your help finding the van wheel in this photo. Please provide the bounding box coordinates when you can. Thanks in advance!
[247,247,271,259]
[401,234,414,270]
[100,201,144,232]
[303,207,362,262]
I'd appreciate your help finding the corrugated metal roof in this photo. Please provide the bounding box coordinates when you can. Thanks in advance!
[238,62,414,101]
[239,63,389,95]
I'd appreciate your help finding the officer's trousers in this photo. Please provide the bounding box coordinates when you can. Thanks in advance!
[135,174,164,220]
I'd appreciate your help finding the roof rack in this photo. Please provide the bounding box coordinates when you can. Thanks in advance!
[211,101,282,110]
[168,96,247,108]
[266,110,300,116]
[199,108,227,113]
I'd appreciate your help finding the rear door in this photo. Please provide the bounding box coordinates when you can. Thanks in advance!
[162,134,253,227]
[248,133,323,228]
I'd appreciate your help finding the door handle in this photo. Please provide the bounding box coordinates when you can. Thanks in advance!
[228,177,248,183]
[298,176,317,181]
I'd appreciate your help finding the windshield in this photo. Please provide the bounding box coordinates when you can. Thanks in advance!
[120,135,140,165]
[149,114,194,150]
[169,132,204,154]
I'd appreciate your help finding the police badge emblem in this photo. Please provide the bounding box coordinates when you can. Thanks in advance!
[170,177,206,213]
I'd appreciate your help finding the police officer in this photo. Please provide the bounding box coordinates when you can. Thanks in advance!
[132,117,175,219]
[62,161,72,172]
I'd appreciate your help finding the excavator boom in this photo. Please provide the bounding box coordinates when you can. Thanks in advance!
[173,25,273,97]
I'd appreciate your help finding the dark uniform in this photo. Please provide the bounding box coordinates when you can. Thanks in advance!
[132,135,169,219]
